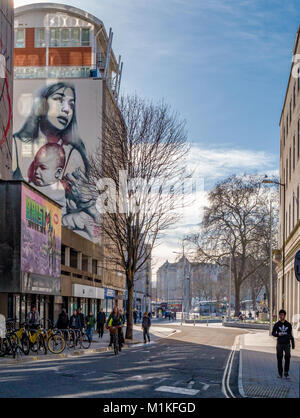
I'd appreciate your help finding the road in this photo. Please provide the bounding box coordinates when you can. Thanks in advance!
[0,324,248,398]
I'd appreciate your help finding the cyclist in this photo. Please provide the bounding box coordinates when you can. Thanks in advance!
[106,306,123,350]
[69,309,81,330]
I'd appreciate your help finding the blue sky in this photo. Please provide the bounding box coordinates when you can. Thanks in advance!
[15,0,300,269]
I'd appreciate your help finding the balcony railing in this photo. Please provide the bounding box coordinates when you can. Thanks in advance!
[14,66,94,79]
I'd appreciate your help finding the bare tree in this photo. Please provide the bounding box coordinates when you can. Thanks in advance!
[186,175,278,316]
[89,95,189,339]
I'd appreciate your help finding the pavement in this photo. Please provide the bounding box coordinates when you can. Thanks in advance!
[239,330,300,398]
[0,324,177,365]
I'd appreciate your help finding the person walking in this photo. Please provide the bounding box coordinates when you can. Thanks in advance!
[142,312,151,344]
[133,309,138,325]
[26,305,40,330]
[56,308,69,329]
[272,309,295,379]
[86,311,96,342]
[97,308,106,339]
[139,311,142,322]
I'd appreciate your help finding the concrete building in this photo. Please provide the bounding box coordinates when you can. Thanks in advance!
[133,254,152,315]
[0,0,14,180]
[156,256,220,313]
[276,26,300,326]
[0,3,126,323]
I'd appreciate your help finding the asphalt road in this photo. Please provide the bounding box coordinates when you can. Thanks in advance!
[0,325,248,398]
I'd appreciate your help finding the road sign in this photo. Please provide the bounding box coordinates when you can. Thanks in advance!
[294,250,300,282]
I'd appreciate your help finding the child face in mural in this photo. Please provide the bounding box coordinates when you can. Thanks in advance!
[46,87,75,131]
[29,143,66,187]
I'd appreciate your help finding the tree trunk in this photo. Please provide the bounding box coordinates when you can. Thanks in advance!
[125,271,134,340]
[234,281,241,316]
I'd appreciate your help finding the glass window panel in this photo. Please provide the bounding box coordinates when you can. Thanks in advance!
[50,28,60,46]
[35,28,45,47]
[81,28,90,46]
[61,29,70,46]
[71,28,80,46]
[15,29,25,48]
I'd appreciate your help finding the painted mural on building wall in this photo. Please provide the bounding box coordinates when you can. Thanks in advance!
[0,0,13,179]
[21,183,61,278]
[13,80,101,240]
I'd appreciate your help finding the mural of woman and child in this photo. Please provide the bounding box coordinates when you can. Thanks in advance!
[13,82,99,240]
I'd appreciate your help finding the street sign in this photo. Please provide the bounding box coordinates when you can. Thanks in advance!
[294,250,300,282]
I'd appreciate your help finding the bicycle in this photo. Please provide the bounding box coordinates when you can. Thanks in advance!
[109,325,122,355]
[44,320,66,354]
[69,328,91,350]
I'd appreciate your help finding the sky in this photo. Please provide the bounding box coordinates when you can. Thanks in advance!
[14,0,300,277]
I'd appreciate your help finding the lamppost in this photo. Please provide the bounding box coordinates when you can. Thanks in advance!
[262,177,286,311]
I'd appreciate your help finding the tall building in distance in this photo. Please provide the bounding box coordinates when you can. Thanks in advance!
[277,26,300,325]
[0,2,126,322]
[0,0,14,179]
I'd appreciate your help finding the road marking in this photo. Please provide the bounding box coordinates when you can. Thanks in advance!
[155,386,200,396]
[187,381,195,388]
[222,335,239,398]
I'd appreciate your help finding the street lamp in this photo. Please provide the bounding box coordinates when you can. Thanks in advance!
[262,177,286,312]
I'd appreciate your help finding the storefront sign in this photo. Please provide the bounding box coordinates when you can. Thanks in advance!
[22,273,61,295]
[21,184,61,278]
[72,284,104,299]
[104,288,116,299]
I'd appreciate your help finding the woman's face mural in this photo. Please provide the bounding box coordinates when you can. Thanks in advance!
[46,87,75,131]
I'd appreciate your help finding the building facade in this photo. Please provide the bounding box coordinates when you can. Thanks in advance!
[0,3,126,322]
[276,27,300,327]
[0,0,14,180]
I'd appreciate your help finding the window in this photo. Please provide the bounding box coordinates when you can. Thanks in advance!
[293,135,295,170]
[50,28,60,46]
[81,28,90,46]
[35,28,45,47]
[15,28,25,48]
[298,120,300,159]
[71,28,81,46]
[296,186,299,222]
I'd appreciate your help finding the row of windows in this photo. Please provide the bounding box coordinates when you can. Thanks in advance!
[282,71,300,147]
[283,119,300,189]
[14,27,91,48]
[285,185,300,239]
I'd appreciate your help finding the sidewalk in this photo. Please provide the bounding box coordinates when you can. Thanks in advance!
[0,325,176,365]
[239,331,300,398]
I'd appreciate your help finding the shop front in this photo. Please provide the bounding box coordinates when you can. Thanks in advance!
[70,284,105,319]
[104,288,116,315]
[0,181,62,326]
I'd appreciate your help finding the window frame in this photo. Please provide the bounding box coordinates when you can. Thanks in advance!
[15,28,25,48]
[35,28,46,48]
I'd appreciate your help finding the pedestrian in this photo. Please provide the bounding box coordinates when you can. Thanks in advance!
[142,312,151,343]
[26,305,40,330]
[272,309,295,379]
[133,309,137,325]
[86,311,96,342]
[69,309,81,330]
[77,307,85,329]
[56,308,69,329]
[139,311,142,322]
[97,308,106,338]
[148,312,152,319]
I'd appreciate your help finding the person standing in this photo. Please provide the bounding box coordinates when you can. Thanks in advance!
[77,307,85,330]
[86,312,96,342]
[139,311,142,322]
[26,305,40,330]
[142,312,151,344]
[97,308,106,338]
[272,309,295,379]
[133,309,138,325]
[69,309,81,330]
[56,308,69,329]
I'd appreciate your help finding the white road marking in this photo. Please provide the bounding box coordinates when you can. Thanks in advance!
[222,335,239,398]
[155,386,200,396]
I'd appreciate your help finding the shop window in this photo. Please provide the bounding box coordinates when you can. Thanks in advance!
[81,28,90,46]
[35,28,45,47]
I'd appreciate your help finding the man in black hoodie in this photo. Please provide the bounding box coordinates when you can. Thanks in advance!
[272,309,295,378]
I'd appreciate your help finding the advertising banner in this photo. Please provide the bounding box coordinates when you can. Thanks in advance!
[21,183,61,278]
